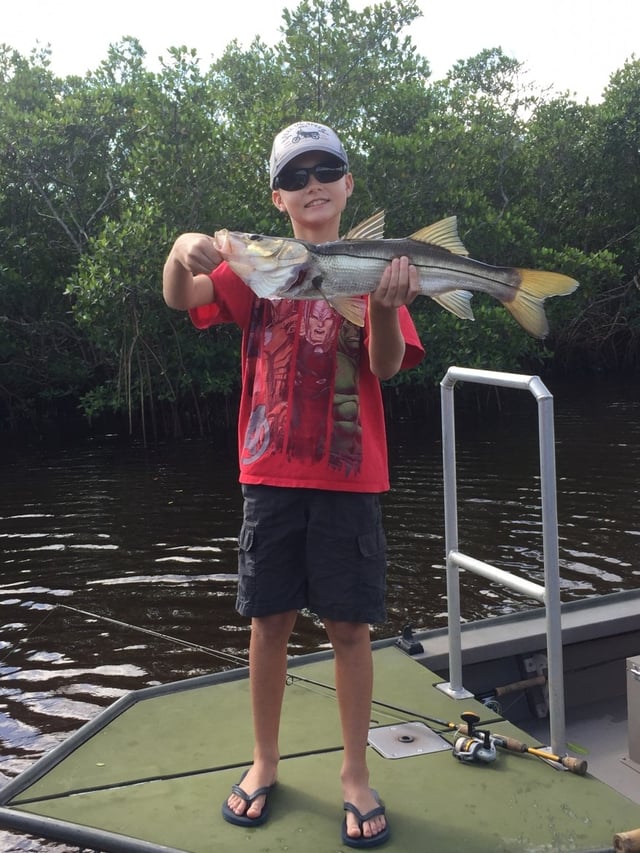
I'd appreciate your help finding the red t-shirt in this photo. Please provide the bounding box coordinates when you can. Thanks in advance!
[190,263,424,492]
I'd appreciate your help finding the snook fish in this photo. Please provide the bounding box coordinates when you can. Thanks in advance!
[213,211,578,338]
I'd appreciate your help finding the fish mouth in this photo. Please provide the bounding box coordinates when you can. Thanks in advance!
[212,229,233,254]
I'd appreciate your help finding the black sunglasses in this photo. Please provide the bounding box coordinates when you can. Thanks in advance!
[274,162,348,192]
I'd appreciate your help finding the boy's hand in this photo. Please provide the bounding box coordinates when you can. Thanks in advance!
[171,233,223,276]
[163,234,220,310]
[367,257,418,380]
[370,257,419,309]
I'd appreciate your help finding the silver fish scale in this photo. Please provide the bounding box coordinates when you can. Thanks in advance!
[304,240,522,300]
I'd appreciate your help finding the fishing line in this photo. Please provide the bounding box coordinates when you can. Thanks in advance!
[0,605,59,668]
[285,671,501,733]
[58,604,489,731]
[59,604,584,769]
[10,604,472,734]
[12,605,590,777]
[0,606,72,768]
[58,604,249,669]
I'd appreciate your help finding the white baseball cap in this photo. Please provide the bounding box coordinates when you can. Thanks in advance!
[269,121,349,188]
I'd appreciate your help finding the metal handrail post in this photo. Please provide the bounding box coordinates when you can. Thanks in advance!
[437,367,566,754]
[535,382,566,756]
[440,377,470,697]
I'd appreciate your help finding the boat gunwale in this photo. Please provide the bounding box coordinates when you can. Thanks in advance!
[399,587,640,671]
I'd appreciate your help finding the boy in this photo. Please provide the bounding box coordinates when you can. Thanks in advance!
[162,121,424,847]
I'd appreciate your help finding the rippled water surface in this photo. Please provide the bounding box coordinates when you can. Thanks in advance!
[0,376,638,850]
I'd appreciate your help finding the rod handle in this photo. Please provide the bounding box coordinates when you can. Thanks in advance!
[526,747,588,775]
[614,828,640,852]
[559,755,588,776]
[494,735,528,753]
[495,736,588,775]
[494,674,546,697]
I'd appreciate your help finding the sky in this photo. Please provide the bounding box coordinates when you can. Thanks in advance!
[2,0,638,103]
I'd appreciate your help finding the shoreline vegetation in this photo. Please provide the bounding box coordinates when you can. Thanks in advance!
[2,0,639,441]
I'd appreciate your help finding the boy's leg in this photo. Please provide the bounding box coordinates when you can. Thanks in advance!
[226,610,297,819]
[229,485,307,819]
[324,619,387,842]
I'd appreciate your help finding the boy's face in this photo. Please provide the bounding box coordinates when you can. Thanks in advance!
[271,152,353,242]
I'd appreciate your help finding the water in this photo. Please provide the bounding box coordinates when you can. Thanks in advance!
[0,375,638,851]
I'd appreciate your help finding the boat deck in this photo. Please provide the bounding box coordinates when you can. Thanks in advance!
[0,644,639,852]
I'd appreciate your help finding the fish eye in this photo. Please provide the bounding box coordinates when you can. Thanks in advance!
[249,234,262,242]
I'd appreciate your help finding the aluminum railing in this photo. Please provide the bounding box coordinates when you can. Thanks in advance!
[438,366,566,756]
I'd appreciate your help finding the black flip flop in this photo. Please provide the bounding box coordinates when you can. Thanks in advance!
[221,769,275,827]
[341,791,390,848]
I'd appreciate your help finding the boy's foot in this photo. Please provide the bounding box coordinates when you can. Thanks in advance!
[341,787,390,847]
[221,766,277,827]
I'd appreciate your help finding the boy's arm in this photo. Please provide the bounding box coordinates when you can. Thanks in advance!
[163,233,221,310]
[367,257,419,380]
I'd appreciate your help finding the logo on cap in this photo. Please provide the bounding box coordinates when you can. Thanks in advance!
[270,122,348,188]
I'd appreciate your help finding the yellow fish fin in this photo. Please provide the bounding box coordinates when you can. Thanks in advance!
[409,217,469,256]
[506,269,579,338]
[329,296,367,327]
[431,290,475,321]
[343,210,385,241]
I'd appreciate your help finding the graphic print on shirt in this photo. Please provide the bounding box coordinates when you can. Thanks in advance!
[329,318,362,477]
[241,300,363,476]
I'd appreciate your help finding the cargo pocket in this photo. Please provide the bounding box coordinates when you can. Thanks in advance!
[353,528,387,619]
[238,521,257,579]
[237,522,257,613]
[356,528,386,559]
[239,521,256,554]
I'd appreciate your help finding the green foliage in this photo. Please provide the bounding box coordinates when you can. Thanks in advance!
[1,7,639,438]
[389,299,547,392]
[276,0,428,123]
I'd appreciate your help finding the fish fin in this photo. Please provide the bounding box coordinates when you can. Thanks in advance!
[430,290,475,321]
[343,210,385,241]
[409,217,469,256]
[328,296,367,327]
[507,269,579,338]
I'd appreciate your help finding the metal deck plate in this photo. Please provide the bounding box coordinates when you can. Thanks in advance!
[368,721,451,759]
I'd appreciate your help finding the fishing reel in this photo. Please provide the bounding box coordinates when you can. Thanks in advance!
[452,711,497,765]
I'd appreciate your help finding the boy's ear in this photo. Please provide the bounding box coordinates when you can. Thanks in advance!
[345,172,354,198]
[272,190,287,212]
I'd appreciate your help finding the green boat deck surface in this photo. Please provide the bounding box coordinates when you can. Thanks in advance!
[1,645,639,852]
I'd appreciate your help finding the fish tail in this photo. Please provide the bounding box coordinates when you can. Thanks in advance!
[507,270,579,338]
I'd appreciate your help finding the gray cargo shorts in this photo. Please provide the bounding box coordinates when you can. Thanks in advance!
[236,484,388,624]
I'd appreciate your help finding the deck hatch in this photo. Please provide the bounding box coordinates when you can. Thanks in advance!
[367,721,451,759]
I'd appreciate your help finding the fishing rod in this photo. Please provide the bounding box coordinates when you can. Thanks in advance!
[287,672,587,775]
[492,732,587,775]
[439,709,587,773]
[287,675,588,773]
[285,671,499,734]
[58,604,248,668]
[566,827,640,853]
[60,604,497,732]
[59,605,588,775]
